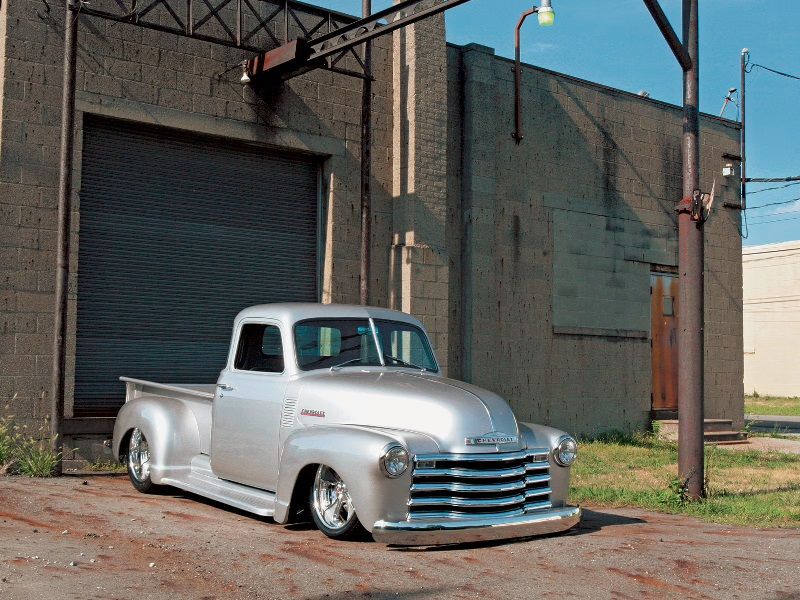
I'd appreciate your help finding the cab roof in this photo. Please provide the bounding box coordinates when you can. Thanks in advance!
[234,303,425,329]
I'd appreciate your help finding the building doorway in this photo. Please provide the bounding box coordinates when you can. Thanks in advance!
[651,273,678,414]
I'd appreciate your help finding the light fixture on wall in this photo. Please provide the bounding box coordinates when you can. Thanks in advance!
[721,153,742,179]
[537,0,555,26]
[240,62,251,85]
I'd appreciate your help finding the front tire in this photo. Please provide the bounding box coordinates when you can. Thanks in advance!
[309,465,367,540]
[126,428,158,493]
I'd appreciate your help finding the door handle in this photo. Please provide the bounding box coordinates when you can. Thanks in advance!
[217,383,235,391]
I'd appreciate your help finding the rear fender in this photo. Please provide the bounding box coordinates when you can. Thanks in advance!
[112,397,201,483]
[274,426,420,531]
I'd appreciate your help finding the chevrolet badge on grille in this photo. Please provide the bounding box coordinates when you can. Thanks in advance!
[465,433,518,445]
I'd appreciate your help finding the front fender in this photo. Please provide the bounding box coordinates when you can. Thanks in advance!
[520,422,575,508]
[274,426,434,531]
[112,397,201,483]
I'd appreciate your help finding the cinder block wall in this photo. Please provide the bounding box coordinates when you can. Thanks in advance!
[447,43,744,436]
[0,1,394,434]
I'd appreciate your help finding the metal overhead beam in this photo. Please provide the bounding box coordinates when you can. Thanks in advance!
[642,0,692,72]
[247,0,470,81]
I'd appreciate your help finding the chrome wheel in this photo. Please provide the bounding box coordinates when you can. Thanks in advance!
[312,465,355,531]
[128,428,151,483]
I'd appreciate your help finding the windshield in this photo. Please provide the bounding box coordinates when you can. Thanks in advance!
[294,318,438,372]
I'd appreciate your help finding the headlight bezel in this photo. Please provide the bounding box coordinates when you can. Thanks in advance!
[553,435,578,467]
[380,444,410,478]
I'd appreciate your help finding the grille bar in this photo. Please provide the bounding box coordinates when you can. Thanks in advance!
[413,466,527,479]
[409,493,527,508]
[415,449,548,463]
[411,480,527,494]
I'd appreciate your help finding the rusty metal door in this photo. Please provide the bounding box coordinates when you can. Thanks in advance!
[651,273,679,411]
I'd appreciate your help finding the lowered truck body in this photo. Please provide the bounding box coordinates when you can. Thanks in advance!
[113,303,580,545]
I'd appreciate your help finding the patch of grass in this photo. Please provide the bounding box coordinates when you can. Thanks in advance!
[570,432,800,527]
[745,395,800,417]
[0,416,60,477]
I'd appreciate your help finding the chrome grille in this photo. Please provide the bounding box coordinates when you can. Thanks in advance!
[409,449,551,520]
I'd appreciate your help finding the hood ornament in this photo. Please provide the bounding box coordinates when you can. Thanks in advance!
[465,432,518,446]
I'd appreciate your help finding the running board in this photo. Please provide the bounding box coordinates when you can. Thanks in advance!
[160,455,276,517]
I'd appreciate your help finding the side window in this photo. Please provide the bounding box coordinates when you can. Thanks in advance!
[234,324,284,373]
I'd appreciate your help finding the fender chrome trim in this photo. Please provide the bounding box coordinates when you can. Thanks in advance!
[371,505,580,546]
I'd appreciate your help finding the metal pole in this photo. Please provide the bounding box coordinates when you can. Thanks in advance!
[513,8,537,144]
[677,0,704,500]
[740,49,748,210]
[50,0,79,474]
[359,0,372,305]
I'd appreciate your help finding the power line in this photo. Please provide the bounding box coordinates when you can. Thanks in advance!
[748,181,800,195]
[746,175,800,183]
[746,196,800,211]
[746,62,800,81]
[743,247,800,256]
[747,213,800,226]
[748,208,800,223]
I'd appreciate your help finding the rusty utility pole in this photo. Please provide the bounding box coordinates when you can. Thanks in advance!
[50,0,80,473]
[677,0,704,500]
[359,0,372,305]
[643,0,704,499]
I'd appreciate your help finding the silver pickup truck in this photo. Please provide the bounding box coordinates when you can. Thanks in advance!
[113,303,580,545]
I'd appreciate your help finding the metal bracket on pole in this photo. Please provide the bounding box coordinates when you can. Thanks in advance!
[245,0,470,82]
[676,188,711,223]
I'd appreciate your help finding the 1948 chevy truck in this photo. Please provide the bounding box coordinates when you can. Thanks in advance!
[113,304,580,545]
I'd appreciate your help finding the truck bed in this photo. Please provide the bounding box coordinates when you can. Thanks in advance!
[120,377,214,454]
[120,377,216,402]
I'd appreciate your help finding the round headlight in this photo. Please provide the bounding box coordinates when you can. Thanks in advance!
[553,436,578,467]
[380,445,409,478]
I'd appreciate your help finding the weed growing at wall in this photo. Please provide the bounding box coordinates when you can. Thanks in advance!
[0,415,60,477]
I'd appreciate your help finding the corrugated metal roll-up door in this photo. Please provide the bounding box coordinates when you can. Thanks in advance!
[74,116,321,416]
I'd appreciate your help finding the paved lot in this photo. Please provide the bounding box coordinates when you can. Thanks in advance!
[1,476,798,600]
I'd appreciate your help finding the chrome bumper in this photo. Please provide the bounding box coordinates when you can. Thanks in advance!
[371,505,581,546]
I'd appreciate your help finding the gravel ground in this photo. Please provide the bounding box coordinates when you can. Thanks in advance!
[1,476,798,600]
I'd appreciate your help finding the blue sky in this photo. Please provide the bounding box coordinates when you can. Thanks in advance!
[314,1,799,246]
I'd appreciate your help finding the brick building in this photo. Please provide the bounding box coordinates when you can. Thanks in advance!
[0,1,744,459]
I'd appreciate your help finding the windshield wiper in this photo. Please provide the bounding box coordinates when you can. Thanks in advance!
[330,357,367,372]
[383,354,427,371]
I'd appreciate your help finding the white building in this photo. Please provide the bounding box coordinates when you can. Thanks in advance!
[743,240,800,397]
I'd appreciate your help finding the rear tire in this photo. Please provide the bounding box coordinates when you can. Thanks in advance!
[309,465,367,541]
[126,428,159,493]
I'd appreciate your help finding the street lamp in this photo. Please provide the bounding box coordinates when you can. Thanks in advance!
[513,2,556,143]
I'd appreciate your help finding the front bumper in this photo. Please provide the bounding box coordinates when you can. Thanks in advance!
[371,505,581,546]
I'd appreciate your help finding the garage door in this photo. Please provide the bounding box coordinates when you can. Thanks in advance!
[74,116,321,416]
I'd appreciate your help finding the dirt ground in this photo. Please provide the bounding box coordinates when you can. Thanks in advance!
[1,476,798,600]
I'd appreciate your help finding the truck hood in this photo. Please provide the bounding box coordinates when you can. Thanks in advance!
[294,370,522,453]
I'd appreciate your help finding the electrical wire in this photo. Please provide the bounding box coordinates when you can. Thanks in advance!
[746,62,800,82]
[743,247,800,256]
[746,213,800,226]
[746,176,800,183]
[748,208,800,223]
[747,181,800,195]
[746,196,800,211]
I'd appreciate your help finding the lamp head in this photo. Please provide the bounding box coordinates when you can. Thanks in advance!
[240,62,251,85]
[537,0,555,26]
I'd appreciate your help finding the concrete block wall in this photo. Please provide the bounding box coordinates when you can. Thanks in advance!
[390,10,450,371]
[0,1,394,433]
[447,43,744,436]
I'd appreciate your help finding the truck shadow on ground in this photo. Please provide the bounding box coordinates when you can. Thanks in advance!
[156,487,644,551]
